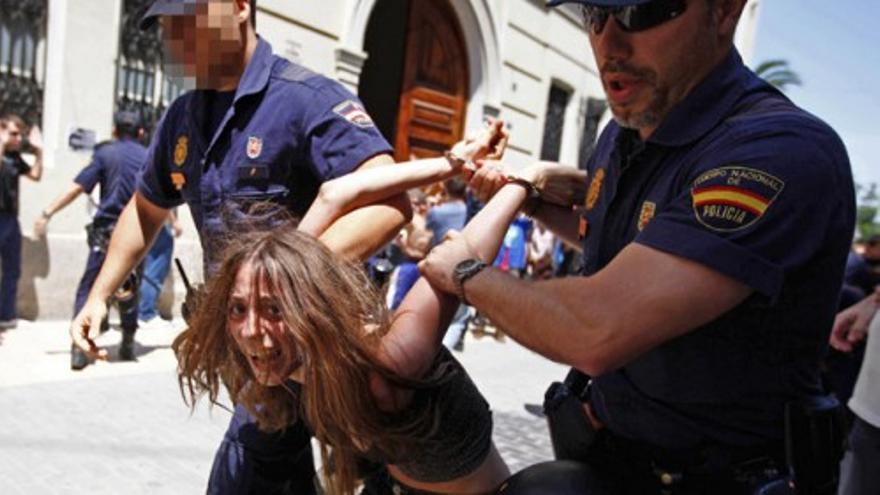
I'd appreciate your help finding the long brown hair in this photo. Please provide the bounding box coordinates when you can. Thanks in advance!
[174,225,438,494]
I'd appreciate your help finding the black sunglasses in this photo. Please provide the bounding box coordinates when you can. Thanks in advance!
[580,0,688,35]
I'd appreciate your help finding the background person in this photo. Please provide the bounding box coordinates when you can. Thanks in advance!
[0,114,43,329]
[35,111,147,369]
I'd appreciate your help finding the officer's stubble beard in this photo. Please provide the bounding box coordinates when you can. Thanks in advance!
[603,7,723,135]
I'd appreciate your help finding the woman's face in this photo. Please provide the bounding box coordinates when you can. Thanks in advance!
[228,261,303,386]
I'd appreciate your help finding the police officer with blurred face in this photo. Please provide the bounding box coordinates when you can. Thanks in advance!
[68,1,410,493]
[35,111,147,370]
[421,0,855,493]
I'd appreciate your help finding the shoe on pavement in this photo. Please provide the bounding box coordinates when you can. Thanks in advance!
[0,319,17,329]
[523,403,546,418]
[119,328,137,361]
[70,344,89,371]
[137,317,173,332]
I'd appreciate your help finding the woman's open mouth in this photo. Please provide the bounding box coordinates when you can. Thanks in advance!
[248,349,283,374]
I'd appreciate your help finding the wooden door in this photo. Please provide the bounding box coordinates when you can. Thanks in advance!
[394,0,469,162]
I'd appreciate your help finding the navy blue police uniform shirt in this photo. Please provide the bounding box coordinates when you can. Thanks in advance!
[74,138,148,228]
[0,151,31,215]
[579,50,855,450]
[137,38,392,275]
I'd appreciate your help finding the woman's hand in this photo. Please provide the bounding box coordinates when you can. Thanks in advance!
[449,118,508,167]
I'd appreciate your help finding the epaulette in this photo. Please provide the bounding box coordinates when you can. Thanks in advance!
[94,140,113,151]
[273,59,318,83]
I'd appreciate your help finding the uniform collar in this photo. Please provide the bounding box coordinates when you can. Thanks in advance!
[648,49,749,147]
[234,36,274,102]
[190,37,273,157]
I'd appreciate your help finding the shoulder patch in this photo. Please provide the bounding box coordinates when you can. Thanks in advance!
[332,100,376,128]
[691,165,784,232]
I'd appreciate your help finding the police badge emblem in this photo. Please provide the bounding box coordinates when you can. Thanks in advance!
[585,168,606,211]
[637,201,656,231]
[247,136,263,159]
[170,172,186,191]
[174,136,188,167]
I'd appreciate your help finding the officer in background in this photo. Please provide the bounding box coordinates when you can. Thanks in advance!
[35,111,146,370]
[422,0,855,493]
[70,1,409,493]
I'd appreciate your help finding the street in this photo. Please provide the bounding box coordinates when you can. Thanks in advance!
[0,320,566,494]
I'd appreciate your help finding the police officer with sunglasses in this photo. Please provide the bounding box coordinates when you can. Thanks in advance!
[422,0,855,493]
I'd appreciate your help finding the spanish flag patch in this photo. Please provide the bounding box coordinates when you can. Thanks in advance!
[691,166,784,232]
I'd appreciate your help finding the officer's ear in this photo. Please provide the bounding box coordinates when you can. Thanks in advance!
[711,0,747,42]
[232,0,251,27]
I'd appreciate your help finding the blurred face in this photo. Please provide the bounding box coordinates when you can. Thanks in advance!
[865,243,880,263]
[228,261,303,386]
[2,121,23,152]
[160,0,248,89]
[586,0,725,137]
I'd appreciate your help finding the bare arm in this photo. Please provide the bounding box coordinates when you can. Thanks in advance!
[421,182,753,375]
[23,126,43,181]
[446,243,752,375]
[71,192,169,355]
[830,287,880,352]
[316,154,412,261]
[469,160,585,247]
[302,120,507,241]
[300,155,458,237]
[34,183,86,236]
[381,183,531,380]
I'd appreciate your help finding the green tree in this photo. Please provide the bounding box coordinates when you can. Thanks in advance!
[856,182,880,239]
[754,59,803,92]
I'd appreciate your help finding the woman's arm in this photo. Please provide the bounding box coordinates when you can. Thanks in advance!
[299,156,460,236]
[379,183,531,381]
[299,120,507,237]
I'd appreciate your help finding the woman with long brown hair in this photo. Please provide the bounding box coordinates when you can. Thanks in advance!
[173,121,538,494]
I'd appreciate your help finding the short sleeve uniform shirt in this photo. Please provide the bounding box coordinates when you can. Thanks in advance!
[579,50,856,449]
[138,38,392,275]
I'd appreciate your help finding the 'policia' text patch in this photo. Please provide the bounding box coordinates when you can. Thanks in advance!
[691,166,784,232]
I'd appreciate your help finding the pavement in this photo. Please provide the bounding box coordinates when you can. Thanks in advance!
[0,320,567,494]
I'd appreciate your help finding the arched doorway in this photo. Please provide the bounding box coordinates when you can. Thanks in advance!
[358,0,469,161]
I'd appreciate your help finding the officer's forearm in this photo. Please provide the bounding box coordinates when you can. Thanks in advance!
[463,270,596,368]
[319,191,411,261]
[43,183,85,218]
[87,193,167,301]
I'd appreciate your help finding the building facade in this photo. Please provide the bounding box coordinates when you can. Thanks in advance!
[1,0,761,319]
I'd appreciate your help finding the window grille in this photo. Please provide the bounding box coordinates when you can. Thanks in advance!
[539,84,571,162]
[578,97,607,170]
[0,0,47,126]
[115,0,183,137]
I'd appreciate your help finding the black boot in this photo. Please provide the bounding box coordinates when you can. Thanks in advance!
[70,343,89,371]
[119,328,136,361]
